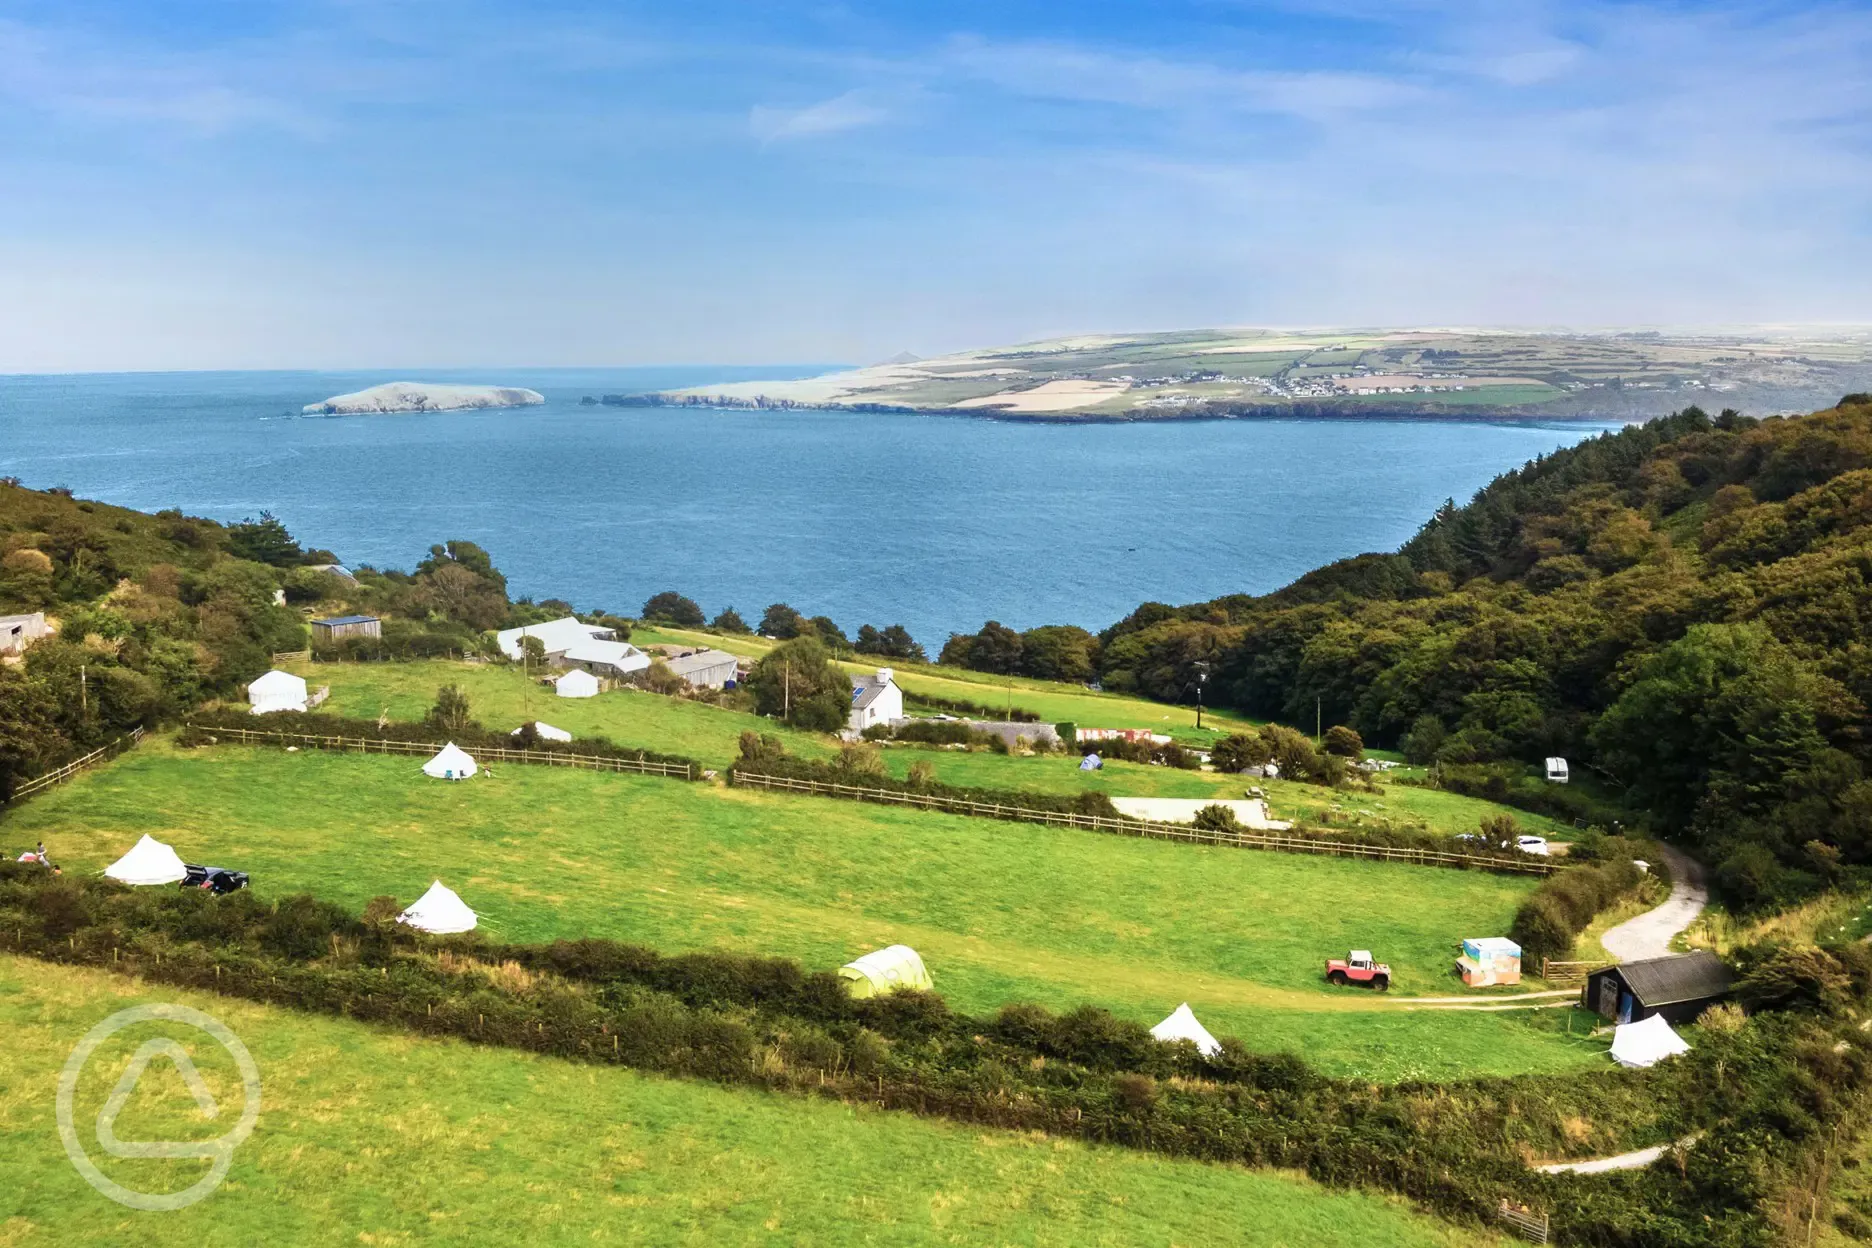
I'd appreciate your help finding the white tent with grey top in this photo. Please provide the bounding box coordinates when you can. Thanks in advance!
[1610,1013,1691,1068]
[511,721,572,743]
[396,880,478,934]
[421,742,478,779]
[1150,1002,1222,1056]
[104,834,189,886]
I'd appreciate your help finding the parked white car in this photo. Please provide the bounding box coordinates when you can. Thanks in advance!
[1517,835,1550,856]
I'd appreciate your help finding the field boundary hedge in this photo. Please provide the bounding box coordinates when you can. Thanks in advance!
[732,770,1557,875]
[3,728,145,806]
[187,723,696,780]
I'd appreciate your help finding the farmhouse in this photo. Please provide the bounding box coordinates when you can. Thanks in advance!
[311,614,381,644]
[849,667,904,734]
[0,611,48,655]
[557,637,651,681]
[1584,951,1733,1026]
[660,647,740,689]
[247,669,308,714]
[495,616,618,662]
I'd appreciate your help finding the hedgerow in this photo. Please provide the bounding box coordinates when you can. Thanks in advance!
[2,862,1867,1246]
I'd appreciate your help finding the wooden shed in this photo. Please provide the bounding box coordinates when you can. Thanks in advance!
[311,614,381,644]
[1583,951,1733,1026]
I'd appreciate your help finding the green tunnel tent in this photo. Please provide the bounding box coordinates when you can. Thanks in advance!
[837,945,933,999]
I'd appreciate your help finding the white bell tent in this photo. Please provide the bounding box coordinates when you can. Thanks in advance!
[554,669,600,699]
[1610,1013,1691,1068]
[396,880,478,934]
[511,721,573,743]
[421,742,478,779]
[104,835,189,886]
[837,945,933,999]
[1150,1003,1222,1057]
[248,669,308,714]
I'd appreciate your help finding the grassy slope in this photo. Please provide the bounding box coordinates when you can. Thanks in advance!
[630,626,1264,740]
[0,957,1507,1248]
[281,657,1573,839]
[2,745,1605,1081]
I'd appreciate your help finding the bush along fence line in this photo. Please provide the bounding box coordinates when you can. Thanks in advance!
[3,728,145,805]
[730,766,1556,876]
[183,709,700,780]
[4,865,1869,1247]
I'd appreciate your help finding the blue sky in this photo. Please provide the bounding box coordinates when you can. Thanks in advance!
[1,0,1869,370]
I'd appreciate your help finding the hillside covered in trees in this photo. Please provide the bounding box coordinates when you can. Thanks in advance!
[1074,399,1872,905]
[0,481,532,800]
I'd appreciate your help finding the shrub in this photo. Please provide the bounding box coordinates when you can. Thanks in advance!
[1210,732,1271,773]
[1192,804,1245,833]
[1509,894,1575,962]
[1323,725,1364,758]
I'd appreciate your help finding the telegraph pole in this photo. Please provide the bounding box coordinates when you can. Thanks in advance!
[1316,697,1322,744]
[1194,662,1208,730]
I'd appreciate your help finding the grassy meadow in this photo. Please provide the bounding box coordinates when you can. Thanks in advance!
[277,657,1573,839]
[0,957,1510,1247]
[2,745,1606,1081]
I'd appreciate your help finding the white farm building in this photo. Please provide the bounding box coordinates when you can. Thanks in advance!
[848,668,904,734]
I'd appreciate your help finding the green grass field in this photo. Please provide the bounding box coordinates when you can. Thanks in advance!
[0,957,1508,1247]
[281,658,1572,840]
[2,745,1606,1081]
[629,627,1263,740]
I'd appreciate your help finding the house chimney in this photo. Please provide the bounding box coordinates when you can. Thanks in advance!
[875,668,894,685]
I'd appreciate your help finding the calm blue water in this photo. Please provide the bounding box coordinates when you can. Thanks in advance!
[0,368,1621,643]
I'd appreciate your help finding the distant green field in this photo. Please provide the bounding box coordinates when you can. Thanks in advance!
[280,658,1571,837]
[3,746,1605,1080]
[0,958,1507,1247]
[631,627,1262,740]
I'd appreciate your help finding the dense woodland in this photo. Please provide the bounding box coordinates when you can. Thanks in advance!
[942,400,1872,908]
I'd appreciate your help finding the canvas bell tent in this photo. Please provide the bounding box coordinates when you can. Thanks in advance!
[837,945,932,999]
[511,721,573,743]
[105,835,189,886]
[1610,1013,1691,1068]
[555,669,600,699]
[248,669,308,715]
[1150,1003,1222,1056]
[396,881,478,934]
[421,742,478,780]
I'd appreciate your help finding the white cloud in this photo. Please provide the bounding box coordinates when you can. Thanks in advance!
[749,89,891,141]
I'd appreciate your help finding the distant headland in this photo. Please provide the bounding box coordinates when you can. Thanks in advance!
[303,382,546,416]
[584,326,1872,424]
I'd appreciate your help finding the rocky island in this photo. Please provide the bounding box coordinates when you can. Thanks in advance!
[303,382,546,415]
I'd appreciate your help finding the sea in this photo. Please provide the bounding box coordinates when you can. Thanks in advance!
[0,368,1624,644]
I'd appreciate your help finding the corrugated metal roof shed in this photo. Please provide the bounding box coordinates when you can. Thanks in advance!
[1618,951,1733,1007]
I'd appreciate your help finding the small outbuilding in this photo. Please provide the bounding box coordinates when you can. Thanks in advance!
[0,611,48,656]
[1584,950,1733,1026]
[421,742,478,780]
[248,669,308,714]
[555,669,600,699]
[311,614,381,644]
[1150,1003,1223,1057]
[397,880,478,934]
[1456,936,1523,987]
[1544,757,1570,784]
[838,945,932,999]
[105,834,189,886]
[661,648,741,689]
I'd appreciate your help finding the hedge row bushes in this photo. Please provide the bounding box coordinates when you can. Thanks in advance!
[183,708,704,778]
[1509,857,1647,962]
[901,692,1042,723]
[2,863,1867,1247]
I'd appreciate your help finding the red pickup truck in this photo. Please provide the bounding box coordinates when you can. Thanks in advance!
[1325,950,1391,991]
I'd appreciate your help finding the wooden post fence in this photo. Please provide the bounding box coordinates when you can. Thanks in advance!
[1540,959,1599,986]
[187,724,694,780]
[731,772,1556,875]
[6,728,146,804]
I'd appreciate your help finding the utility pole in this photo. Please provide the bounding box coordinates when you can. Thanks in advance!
[1316,696,1322,744]
[1194,661,1208,730]
[80,664,87,718]
[784,662,791,722]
